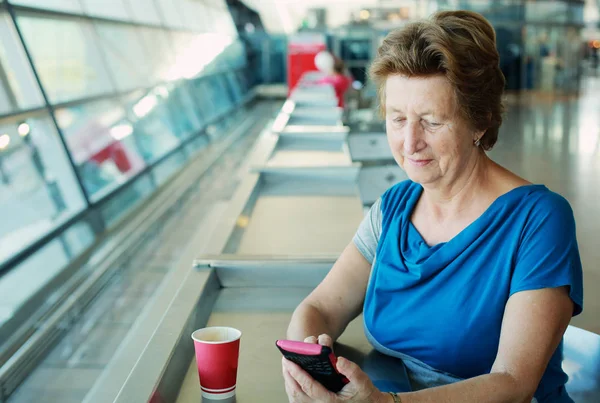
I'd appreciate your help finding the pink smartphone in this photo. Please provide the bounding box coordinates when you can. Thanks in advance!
[276,339,349,392]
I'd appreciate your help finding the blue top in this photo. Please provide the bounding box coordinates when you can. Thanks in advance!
[358,181,584,402]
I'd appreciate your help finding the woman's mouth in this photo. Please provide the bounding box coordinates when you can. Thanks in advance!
[407,158,433,167]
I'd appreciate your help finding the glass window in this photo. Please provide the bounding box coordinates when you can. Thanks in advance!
[54,100,147,200]
[340,39,371,61]
[209,6,238,37]
[121,89,182,163]
[525,1,569,23]
[179,0,209,32]
[225,71,243,103]
[81,0,130,21]
[151,148,187,186]
[100,172,154,226]
[128,0,162,25]
[166,82,204,139]
[169,31,235,80]
[94,23,152,91]
[138,27,175,82]
[199,74,233,119]
[10,0,83,14]
[0,221,94,331]
[16,14,115,104]
[0,12,45,114]
[189,78,218,121]
[221,40,248,69]
[184,133,209,156]
[0,113,86,267]
[155,0,184,29]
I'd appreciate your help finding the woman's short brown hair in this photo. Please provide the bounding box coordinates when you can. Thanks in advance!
[369,10,505,150]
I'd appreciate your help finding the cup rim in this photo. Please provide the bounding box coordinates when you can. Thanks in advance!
[191,326,242,344]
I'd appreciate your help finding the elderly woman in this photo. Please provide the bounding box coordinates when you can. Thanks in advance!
[282,10,583,403]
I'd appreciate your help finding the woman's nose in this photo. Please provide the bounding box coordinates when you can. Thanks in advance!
[403,121,425,155]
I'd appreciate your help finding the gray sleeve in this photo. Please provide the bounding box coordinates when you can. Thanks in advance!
[352,198,382,264]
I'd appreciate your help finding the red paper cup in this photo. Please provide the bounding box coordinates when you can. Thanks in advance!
[191,327,242,400]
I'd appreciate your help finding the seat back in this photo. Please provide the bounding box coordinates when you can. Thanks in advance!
[563,325,600,402]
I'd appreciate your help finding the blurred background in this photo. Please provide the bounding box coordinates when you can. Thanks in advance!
[0,1,598,402]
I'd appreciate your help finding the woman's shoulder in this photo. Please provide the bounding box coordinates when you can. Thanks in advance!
[520,185,576,229]
[513,185,573,216]
[501,185,576,237]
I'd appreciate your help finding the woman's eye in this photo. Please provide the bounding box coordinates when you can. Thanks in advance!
[393,117,406,124]
[424,120,441,127]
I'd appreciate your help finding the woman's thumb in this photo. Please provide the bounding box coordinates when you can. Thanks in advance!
[336,357,362,382]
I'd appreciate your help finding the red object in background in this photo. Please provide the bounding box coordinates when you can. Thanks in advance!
[90,142,132,173]
[317,74,352,107]
[287,33,327,94]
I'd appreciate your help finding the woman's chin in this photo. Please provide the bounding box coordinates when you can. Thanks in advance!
[405,171,439,185]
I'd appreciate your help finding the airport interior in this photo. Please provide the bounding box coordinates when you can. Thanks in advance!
[0,0,599,402]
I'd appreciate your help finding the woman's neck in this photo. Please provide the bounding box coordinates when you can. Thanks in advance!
[421,152,491,221]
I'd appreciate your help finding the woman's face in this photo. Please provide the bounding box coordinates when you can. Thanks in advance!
[385,74,482,187]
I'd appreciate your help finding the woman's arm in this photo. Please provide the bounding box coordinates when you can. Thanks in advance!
[389,286,574,403]
[287,241,372,342]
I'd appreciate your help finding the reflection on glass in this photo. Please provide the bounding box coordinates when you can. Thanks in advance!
[340,39,371,61]
[167,31,234,80]
[10,0,83,14]
[94,23,152,91]
[0,12,45,114]
[155,0,186,29]
[127,0,162,25]
[202,74,233,120]
[55,100,146,200]
[0,219,94,331]
[208,4,238,37]
[224,40,248,70]
[184,133,209,156]
[152,148,187,186]
[0,113,86,266]
[524,25,581,93]
[137,27,174,83]
[525,1,569,23]
[81,0,130,20]
[17,14,115,103]
[121,88,182,162]
[100,172,154,226]
[226,71,243,103]
[167,82,204,139]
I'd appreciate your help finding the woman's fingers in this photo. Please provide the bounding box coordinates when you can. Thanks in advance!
[317,334,333,348]
[283,358,333,401]
[282,358,308,402]
[304,335,318,343]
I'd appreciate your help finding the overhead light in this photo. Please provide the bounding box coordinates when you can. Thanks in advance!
[18,123,30,137]
[110,124,133,141]
[359,10,370,20]
[0,134,10,150]
[154,86,169,98]
[244,22,255,34]
[593,40,600,49]
[236,215,250,228]
[133,94,158,118]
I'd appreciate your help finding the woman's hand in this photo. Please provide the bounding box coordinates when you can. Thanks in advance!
[281,334,387,403]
